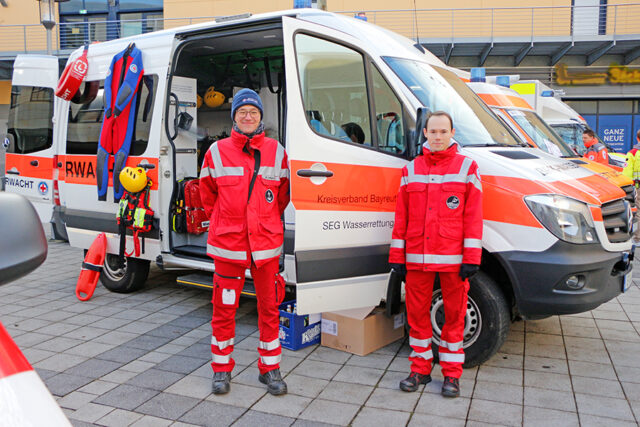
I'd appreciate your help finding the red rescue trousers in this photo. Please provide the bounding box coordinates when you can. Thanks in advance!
[211,258,283,375]
[406,270,469,378]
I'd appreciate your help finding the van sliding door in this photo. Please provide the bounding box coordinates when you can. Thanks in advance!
[282,17,408,315]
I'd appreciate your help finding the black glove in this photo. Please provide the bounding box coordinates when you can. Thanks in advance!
[459,264,480,280]
[389,263,407,278]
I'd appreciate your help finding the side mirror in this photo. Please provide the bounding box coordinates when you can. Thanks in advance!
[0,193,47,286]
[408,107,428,159]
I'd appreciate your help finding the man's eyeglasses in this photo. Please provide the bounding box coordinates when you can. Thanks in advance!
[236,109,260,118]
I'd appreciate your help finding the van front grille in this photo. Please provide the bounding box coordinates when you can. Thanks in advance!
[622,185,636,209]
[601,199,632,243]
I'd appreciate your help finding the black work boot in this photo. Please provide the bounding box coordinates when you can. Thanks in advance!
[212,371,231,395]
[441,376,460,397]
[399,372,432,392]
[258,368,288,395]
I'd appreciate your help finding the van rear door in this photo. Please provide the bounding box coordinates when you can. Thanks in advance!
[282,16,410,314]
[5,55,59,223]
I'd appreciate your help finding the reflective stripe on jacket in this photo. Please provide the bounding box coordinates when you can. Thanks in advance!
[389,143,483,271]
[199,130,290,268]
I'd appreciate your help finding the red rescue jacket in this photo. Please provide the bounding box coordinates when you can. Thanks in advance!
[584,139,608,165]
[389,143,483,272]
[199,130,290,268]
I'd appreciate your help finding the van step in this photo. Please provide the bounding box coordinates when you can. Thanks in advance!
[176,272,256,296]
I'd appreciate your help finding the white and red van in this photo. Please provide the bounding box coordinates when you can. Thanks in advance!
[466,79,636,208]
[5,10,633,366]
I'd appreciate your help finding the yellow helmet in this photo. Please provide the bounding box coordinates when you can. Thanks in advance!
[119,166,148,193]
[204,86,225,108]
[196,94,203,109]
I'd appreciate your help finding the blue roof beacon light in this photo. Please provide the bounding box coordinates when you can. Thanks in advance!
[495,75,510,87]
[541,90,554,97]
[470,67,486,83]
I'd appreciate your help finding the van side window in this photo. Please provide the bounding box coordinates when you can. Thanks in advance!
[371,66,405,155]
[7,86,54,154]
[66,75,157,155]
[295,34,372,146]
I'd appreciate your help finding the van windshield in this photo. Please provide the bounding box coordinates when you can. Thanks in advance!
[383,57,521,147]
[550,123,586,155]
[505,109,575,157]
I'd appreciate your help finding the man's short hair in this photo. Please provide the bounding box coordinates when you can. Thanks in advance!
[583,129,595,138]
[426,111,453,130]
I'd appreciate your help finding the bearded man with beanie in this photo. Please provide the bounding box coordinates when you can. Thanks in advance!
[389,111,483,397]
[199,88,290,395]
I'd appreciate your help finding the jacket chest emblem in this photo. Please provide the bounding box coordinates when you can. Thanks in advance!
[265,189,274,203]
[446,195,460,210]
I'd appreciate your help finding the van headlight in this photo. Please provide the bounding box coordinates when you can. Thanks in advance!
[525,194,598,244]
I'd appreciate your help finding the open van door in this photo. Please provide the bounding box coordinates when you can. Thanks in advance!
[5,55,59,224]
[282,16,409,314]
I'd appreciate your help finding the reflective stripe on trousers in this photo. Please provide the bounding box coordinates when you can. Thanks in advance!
[211,336,235,350]
[259,338,280,351]
[212,353,231,364]
[438,352,465,363]
[409,336,431,348]
[260,354,282,366]
[409,350,433,360]
[440,340,463,352]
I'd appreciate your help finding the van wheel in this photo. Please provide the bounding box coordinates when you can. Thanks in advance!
[100,254,150,293]
[430,271,510,368]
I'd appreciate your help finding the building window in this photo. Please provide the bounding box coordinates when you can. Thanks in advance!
[59,0,163,49]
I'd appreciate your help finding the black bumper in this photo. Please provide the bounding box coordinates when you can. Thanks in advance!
[497,241,632,317]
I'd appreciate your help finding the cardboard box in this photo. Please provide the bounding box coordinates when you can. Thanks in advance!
[320,308,405,356]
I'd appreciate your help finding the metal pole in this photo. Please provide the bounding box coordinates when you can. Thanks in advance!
[491,8,494,41]
[46,27,52,55]
[531,8,534,38]
[451,9,454,41]
[23,25,27,52]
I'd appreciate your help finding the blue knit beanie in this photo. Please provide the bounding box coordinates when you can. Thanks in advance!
[231,88,263,121]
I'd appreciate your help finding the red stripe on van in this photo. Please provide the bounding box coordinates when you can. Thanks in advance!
[58,155,159,190]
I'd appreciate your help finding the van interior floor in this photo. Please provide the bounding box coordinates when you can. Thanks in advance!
[173,244,208,258]
[176,271,256,296]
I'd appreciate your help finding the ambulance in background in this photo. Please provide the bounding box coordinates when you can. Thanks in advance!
[7,9,634,368]
[3,55,68,241]
[510,79,626,167]
[465,78,636,210]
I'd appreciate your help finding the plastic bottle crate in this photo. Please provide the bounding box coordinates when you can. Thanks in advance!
[278,300,321,350]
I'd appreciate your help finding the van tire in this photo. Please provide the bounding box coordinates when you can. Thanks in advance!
[427,271,510,368]
[99,254,150,293]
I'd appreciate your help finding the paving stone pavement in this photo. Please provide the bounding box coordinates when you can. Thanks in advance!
[3,233,640,426]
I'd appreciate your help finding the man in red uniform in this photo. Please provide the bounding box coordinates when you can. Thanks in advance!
[389,111,483,398]
[582,129,609,165]
[199,88,290,395]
